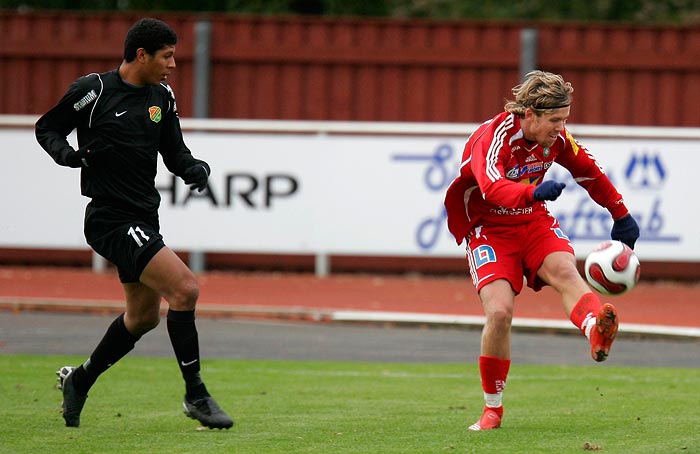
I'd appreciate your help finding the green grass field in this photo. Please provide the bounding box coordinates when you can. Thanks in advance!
[1,355,697,454]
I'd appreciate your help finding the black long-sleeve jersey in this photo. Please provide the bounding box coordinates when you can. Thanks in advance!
[36,68,207,214]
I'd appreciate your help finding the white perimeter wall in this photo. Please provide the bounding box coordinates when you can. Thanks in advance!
[1,116,695,262]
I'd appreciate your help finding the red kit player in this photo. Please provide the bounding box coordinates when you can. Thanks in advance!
[444,70,639,431]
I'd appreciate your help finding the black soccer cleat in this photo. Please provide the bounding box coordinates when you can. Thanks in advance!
[183,395,234,429]
[56,366,88,427]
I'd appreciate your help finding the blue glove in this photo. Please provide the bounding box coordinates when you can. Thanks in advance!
[533,181,566,201]
[611,214,640,249]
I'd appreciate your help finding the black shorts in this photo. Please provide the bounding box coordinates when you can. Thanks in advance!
[84,203,166,283]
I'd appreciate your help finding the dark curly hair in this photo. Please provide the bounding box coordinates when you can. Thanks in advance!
[123,18,177,62]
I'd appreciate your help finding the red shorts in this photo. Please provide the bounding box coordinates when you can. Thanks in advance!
[465,216,574,294]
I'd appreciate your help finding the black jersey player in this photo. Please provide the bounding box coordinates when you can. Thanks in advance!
[36,18,233,430]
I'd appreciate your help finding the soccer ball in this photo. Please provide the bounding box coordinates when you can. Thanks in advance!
[584,240,640,295]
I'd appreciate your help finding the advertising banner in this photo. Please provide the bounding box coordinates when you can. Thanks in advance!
[1,123,692,262]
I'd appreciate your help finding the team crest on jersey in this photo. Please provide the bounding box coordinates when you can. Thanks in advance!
[148,106,162,123]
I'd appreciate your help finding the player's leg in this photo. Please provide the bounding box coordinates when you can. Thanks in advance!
[479,279,516,359]
[465,227,521,431]
[138,246,202,390]
[469,279,515,431]
[58,208,173,427]
[57,286,153,427]
[536,251,591,314]
[536,251,619,362]
[138,246,234,429]
[123,282,162,335]
[526,219,619,362]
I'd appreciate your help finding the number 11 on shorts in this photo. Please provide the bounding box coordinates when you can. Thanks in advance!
[127,226,150,247]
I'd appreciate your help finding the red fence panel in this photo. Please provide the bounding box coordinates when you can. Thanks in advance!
[2,11,700,126]
[0,12,197,115]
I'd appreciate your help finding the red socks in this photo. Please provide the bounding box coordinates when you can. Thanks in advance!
[570,292,601,337]
[479,356,511,394]
[479,355,511,410]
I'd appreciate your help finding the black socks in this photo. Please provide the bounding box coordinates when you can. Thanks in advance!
[72,313,140,396]
[167,309,209,400]
[70,310,210,400]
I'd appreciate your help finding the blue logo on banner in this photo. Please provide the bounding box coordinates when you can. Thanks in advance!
[551,151,680,243]
[625,153,665,189]
[391,143,458,251]
[392,147,679,252]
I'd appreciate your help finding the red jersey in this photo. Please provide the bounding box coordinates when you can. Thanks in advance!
[444,112,629,245]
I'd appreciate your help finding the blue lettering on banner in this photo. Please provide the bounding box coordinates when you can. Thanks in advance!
[415,208,448,251]
[472,245,496,268]
[391,143,458,251]
[391,143,456,190]
[549,151,680,243]
[392,146,680,252]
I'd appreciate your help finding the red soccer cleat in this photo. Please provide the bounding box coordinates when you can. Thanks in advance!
[468,406,502,431]
[590,303,619,362]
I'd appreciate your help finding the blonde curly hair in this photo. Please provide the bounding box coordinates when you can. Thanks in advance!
[504,70,573,116]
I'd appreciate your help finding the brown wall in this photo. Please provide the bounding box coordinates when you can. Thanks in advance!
[2,11,699,126]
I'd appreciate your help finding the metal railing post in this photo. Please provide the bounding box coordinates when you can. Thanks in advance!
[520,28,538,81]
[189,20,213,274]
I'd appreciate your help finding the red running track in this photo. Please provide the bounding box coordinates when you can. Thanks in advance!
[0,266,698,328]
